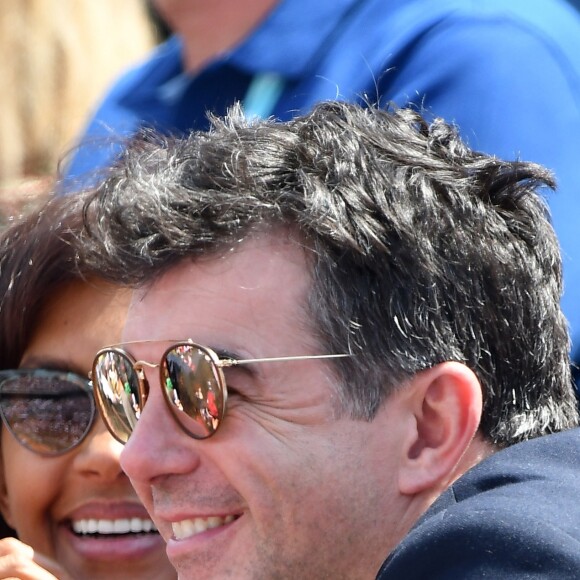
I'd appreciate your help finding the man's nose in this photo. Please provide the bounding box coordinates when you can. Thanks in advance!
[120,368,202,486]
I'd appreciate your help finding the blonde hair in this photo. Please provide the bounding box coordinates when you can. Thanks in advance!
[0,0,156,192]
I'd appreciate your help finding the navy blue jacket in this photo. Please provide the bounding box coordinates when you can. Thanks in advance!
[377,428,580,578]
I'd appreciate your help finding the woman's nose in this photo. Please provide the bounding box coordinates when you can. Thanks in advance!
[71,419,125,481]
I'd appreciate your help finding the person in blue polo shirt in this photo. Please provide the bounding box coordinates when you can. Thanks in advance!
[64,0,580,377]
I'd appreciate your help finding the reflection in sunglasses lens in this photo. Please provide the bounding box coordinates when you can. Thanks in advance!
[93,343,227,442]
[93,350,142,444]
[163,345,223,438]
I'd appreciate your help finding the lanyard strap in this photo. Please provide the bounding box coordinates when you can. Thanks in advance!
[242,72,285,120]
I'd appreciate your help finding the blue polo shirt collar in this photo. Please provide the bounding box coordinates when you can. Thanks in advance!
[226,0,361,77]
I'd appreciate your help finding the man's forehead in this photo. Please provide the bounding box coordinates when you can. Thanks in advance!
[123,230,313,341]
[135,230,306,290]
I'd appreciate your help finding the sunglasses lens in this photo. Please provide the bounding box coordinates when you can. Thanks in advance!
[162,344,225,438]
[92,350,142,443]
[0,371,94,455]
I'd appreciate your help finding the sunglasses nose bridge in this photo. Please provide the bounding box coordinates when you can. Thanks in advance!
[133,360,159,370]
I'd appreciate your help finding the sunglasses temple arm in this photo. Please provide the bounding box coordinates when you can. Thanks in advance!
[221,353,351,368]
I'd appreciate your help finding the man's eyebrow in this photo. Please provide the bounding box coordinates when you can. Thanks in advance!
[211,347,269,380]
[213,348,246,363]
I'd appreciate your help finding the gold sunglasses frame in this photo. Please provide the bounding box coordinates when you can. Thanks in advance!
[91,339,351,443]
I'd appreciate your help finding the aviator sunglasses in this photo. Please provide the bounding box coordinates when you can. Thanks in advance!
[0,369,95,456]
[91,340,351,443]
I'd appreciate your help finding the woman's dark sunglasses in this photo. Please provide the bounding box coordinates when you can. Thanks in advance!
[91,340,350,443]
[0,369,95,456]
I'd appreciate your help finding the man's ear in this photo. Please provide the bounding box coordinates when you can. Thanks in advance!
[398,362,482,496]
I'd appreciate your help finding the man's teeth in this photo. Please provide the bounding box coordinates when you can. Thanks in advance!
[72,518,157,535]
[172,515,236,540]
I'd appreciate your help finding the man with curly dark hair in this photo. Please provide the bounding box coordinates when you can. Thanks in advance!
[81,102,579,579]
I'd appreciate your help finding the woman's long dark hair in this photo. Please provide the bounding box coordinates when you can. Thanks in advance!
[0,194,87,538]
[0,194,85,369]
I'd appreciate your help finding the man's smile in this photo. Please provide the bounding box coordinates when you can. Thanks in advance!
[172,515,237,540]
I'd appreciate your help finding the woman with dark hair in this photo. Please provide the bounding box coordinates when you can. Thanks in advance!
[0,195,175,579]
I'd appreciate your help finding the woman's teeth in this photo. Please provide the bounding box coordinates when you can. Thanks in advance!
[72,517,157,535]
